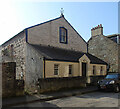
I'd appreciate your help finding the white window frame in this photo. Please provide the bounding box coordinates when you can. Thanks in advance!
[54,64,59,75]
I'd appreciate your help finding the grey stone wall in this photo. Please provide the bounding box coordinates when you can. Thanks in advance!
[2,62,16,97]
[88,35,118,72]
[0,63,1,108]
[118,45,120,73]
[0,46,2,63]
[25,43,43,91]
[1,31,26,79]
[2,62,24,98]
[36,76,86,93]
[27,17,87,53]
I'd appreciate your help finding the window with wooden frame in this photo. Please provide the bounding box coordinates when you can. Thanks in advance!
[59,27,68,44]
[54,64,59,75]
[93,66,96,75]
[69,65,72,75]
[100,66,103,75]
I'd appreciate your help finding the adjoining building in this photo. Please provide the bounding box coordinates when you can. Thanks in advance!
[88,24,120,73]
[0,15,107,90]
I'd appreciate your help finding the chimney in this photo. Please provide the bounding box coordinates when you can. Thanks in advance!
[91,24,103,37]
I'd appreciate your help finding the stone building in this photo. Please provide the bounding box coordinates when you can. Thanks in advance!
[0,15,107,90]
[88,24,120,73]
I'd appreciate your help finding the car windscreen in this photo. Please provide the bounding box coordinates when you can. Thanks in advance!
[106,74,118,79]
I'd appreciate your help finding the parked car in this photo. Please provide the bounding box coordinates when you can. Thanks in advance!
[97,73,120,92]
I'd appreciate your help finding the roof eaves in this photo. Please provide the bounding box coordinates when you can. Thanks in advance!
[90,62,107,65]
[45,58,79,63]
[107,34,120,38]
[25,16,63,30]
[1,30,25,47]
[1,16,63,47]
[104,35,118,45]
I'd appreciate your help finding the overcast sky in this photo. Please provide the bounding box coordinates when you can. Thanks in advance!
[0,1,118,45]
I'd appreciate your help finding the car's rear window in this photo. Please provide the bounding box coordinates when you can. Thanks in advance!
[106,74,118,79]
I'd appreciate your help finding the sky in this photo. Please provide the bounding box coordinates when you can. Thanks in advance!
[0,1,118,45]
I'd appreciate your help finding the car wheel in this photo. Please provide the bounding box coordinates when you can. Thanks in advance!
[114,85,119,93]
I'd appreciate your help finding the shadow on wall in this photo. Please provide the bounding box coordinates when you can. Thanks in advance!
[36,76,87,93]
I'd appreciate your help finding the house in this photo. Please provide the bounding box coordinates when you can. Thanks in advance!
[0,15,107,91]
[88,24,120,73]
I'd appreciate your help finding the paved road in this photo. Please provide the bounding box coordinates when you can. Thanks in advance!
[47,91,119,107]
[14,91,119,108]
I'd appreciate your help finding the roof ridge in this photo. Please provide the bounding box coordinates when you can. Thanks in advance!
[106,34,120,37]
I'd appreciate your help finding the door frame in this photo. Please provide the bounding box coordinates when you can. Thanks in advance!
[82,62,87,77]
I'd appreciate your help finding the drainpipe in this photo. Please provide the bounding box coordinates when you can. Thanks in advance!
[43,57,46,78]
[87,43,88,53]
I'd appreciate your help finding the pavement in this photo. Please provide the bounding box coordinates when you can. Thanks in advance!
[2,85,97,108]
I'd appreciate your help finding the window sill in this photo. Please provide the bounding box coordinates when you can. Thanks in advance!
[60,42,67,44]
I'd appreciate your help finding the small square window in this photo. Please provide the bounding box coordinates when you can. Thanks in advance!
[59,27,68,44]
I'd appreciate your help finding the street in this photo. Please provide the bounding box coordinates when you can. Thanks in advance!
[47,91,118,107]
[13,91,119,108]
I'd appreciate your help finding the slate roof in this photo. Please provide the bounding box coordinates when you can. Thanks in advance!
[107,34,120,43]
[31,44,107,65]
[87,34,120,44]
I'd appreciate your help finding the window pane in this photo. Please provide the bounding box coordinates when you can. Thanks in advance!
[54,64,59,75]
[93,66,96,75]
[100,66,103,75]
[69,65,72,75]
[60,27,67,43]
[63,36,65,42]
[106,74,118,79]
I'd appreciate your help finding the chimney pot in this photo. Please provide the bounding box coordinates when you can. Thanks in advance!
[100,24,102,27]
[91,24,103,37]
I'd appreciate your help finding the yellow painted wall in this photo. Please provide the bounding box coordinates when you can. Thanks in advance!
[44,59,107,78]
[45,60,79,78]
[88,64,107,76]
[79,54,107,76]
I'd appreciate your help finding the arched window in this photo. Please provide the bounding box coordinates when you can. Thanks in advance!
[59,27,68,44]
